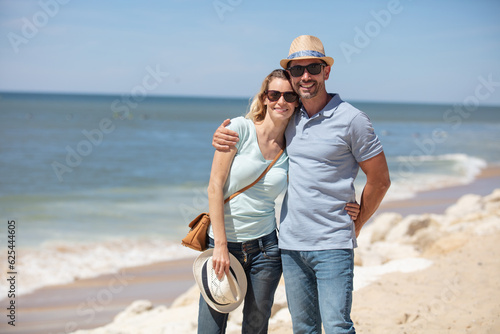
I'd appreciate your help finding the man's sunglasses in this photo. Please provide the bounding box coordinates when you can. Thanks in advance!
[287,63,326,77]
[265,90,299,103]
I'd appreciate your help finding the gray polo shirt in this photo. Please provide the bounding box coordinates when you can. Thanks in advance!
[279,94,383,250]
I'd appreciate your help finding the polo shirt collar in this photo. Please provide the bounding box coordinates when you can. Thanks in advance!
[300,93,343,119]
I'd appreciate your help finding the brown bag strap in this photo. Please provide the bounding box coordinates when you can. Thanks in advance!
[223,148,284,204]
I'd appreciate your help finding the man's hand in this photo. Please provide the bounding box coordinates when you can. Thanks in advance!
[345,202,360,221]
[212,119,239,151]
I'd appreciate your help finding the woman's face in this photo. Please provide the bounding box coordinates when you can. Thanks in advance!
[263,78,298,121]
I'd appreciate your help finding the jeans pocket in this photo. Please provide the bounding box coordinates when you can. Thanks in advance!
[262,242,281,261]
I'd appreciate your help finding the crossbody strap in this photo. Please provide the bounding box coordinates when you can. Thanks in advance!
[223,148,284,204]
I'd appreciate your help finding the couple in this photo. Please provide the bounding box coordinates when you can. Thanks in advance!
[198,35,391,334]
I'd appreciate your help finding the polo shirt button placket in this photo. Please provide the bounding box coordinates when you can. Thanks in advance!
[302,119,314,137]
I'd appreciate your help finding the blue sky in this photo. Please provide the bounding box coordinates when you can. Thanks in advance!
[1,0,499,105]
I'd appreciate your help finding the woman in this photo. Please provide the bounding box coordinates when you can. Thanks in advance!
[198,69,359,333]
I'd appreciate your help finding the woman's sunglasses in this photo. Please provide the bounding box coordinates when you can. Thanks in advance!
[287,63,326,77]
[265,90,299,103]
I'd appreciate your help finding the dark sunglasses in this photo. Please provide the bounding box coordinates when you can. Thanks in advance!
[265,90,298,103]
[287,63,326,77]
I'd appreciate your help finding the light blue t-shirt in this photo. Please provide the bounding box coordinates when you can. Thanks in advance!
[279,94,383,251]
[208,117,289,242]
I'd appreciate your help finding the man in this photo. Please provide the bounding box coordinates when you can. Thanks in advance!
[213,35,390,333]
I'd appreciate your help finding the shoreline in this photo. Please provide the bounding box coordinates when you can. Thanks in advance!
[2,165,500,334]
[377,164,500,216]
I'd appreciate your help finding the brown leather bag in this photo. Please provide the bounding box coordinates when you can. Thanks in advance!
[181,213,212,251]
[181,149,284,251]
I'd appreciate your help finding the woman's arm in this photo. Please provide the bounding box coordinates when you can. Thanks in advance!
[207,145,237,280]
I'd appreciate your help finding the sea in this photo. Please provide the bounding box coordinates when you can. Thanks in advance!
[1,92,500,296]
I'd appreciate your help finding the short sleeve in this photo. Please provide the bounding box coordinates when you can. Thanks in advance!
[226,117,250,152]
[349,112,383,162]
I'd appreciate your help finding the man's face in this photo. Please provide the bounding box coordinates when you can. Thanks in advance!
[287,59,331,100]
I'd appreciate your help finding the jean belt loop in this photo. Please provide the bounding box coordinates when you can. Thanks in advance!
[258,237,264,251]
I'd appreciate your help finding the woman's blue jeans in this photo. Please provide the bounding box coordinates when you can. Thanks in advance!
[281,249,355,334]
[198,231,282,334]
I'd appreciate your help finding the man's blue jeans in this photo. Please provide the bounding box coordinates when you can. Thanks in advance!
[281,249,355,334]
[198,231,282,334]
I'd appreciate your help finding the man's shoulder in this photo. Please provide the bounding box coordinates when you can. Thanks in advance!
[329,95,365,121]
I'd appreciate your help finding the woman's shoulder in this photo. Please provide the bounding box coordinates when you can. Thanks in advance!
[227,116,254,135]
[228,116,252,127]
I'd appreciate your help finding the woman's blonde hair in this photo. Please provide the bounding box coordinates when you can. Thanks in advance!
[246,69,293,122]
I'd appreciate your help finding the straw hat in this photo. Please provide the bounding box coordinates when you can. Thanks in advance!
[280,35,334,69]
[193,249,247,313]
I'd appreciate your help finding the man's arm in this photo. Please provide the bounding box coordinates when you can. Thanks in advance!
[212,119,239,151]
[354,151,391,237]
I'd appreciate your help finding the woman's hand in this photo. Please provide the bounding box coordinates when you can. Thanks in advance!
[345,202,360,221]
[212,244,231,280]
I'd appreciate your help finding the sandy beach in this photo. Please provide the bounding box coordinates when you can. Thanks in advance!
[2,167,499,334]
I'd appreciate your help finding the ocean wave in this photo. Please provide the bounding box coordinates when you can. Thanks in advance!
[0,237,198,299]
[381,154,487,201]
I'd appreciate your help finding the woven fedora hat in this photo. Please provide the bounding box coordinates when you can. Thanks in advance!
[193,249,247,313]
[280,35,334,69]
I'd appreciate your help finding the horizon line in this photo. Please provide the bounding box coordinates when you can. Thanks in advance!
[1,90,499,108]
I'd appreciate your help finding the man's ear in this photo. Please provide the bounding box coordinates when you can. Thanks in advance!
[323,65,331,81]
